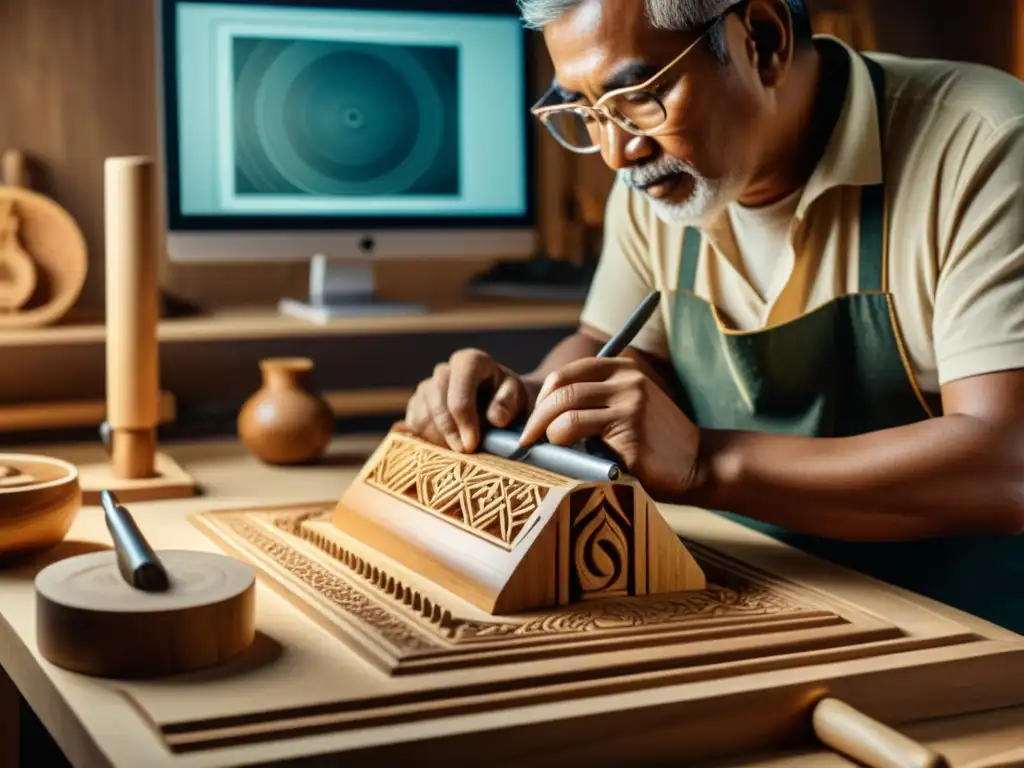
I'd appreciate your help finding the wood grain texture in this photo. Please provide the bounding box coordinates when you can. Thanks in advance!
[812,697,950,768]
[0,0,157,311]
[0,454,80,557]
[0,187,87,328]
[0,391,176,432]
[175,494,1024,759]
[1,436,1024,768]
[77,452,196,505]
[0,302,584,348]
[104,157,160,437]
[329,426,705,614]
[35,549,256,678]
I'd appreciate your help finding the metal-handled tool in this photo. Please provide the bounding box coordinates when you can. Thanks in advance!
[101,490,169,592]
[508,290,662,462]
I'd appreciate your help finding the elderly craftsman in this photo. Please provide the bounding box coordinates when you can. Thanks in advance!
[404,0,1024,632]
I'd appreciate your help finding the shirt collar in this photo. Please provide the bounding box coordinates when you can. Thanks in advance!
[795,36,884,219]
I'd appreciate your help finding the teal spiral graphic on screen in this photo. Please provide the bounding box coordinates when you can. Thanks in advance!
[232,37,460,197]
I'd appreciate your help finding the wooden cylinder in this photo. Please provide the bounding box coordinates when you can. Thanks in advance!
[812,698,949,768]
[2,150,27,188]
[111,428,158,478]
[35,549,256,679]
[104,157,160,479]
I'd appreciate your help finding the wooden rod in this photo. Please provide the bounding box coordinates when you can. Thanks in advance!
[104,156,160,479]
[813,698,950,768]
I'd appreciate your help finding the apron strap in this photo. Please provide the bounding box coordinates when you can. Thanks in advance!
[858,55,888,293]
[679,54,889,298]
[680,225,701,293]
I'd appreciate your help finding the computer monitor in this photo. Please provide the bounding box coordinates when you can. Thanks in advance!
[157,0,536,318]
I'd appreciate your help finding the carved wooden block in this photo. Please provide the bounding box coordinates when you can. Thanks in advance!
[329,427,705,614]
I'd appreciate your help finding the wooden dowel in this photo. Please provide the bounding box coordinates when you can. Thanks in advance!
[111,428,157,479]
[813,697,950,768]
[104,156,160,479]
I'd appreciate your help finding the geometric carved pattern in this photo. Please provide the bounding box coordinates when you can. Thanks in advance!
[152,499,1024,759]
[194,503,845,674]
[570,486,633,601]
[366,434,553,549]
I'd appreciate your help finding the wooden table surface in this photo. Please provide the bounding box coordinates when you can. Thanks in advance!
[2,435,1023,768]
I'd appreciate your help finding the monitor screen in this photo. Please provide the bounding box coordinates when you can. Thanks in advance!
[159,0,533,233]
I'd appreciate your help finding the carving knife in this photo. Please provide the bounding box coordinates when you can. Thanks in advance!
[101,490,170,592]
[508,289,662,462]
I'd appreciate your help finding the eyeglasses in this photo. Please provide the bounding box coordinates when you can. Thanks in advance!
[531,5,741,154]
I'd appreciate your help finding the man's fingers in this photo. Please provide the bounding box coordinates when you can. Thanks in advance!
[487,375,525,428]
[535,357,634,404]
[405,389,447,447]
[423,365,464,452]
[518,381,616,447]
[446,349,499,451]
[545,406,625,447]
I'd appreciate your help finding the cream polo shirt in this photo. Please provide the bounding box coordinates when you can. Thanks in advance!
[580,37,1024,394]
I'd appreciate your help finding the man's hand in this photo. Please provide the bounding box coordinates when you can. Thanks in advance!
[405,348,535,454]
[517,357,701,499]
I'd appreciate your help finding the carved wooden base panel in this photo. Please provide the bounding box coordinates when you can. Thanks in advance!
[105,500,1024,758]
[194,503,897,676]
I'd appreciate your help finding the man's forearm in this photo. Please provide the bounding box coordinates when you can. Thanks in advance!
[686,415,1024,541]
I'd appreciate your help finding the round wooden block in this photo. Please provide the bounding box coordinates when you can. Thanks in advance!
[0,186,87,329]
[35,549,256,678]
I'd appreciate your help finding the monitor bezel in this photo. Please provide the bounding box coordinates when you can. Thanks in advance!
[156,0,537,233]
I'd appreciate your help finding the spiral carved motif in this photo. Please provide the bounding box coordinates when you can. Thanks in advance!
[571,488,633,601]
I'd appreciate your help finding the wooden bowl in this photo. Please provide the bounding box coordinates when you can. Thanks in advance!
[0,454,81,557]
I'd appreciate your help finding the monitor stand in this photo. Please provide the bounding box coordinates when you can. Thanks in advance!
[277,254,428,324]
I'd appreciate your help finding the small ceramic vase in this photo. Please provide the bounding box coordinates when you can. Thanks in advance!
[238,357,334,465]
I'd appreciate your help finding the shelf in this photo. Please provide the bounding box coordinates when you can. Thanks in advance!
[0,300,583,348]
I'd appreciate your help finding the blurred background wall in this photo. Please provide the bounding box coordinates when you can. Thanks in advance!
[1,0,1020,317]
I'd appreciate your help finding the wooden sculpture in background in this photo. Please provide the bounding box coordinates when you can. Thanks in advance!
[0,198,37,312]
[0,149,88,329]
[77,156,196,504]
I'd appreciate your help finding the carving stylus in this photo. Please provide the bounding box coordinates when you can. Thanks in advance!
[508,290,662,462]
[101,490,170,592]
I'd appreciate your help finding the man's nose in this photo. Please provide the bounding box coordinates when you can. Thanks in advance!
[600,122,655,171]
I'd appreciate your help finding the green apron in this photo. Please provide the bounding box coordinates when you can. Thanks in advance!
[669,54,1024,634]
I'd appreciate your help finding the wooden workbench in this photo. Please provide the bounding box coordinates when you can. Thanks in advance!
[2,436,1024,768]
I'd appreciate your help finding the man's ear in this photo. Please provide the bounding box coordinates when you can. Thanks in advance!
[741,0,794,88]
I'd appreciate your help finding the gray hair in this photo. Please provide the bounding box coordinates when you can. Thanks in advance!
[518,0,736,59]
[519,0,735,30]
[517,0,812,61]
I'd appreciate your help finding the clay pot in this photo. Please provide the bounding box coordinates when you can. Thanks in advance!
[238,358,334,465]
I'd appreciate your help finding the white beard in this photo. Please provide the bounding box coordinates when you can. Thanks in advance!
[618,156,741,226]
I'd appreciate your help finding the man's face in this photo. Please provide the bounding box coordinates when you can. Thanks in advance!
[542,0,770,224]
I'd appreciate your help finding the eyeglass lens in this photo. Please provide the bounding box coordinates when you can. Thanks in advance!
[542,92,668,151]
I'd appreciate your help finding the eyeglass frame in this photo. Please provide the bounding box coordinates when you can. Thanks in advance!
[530,1,749,154]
